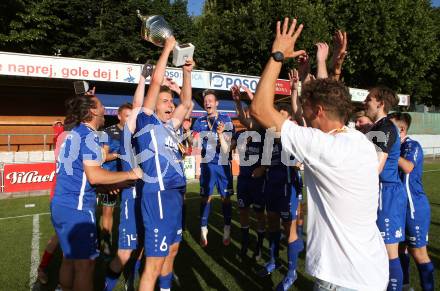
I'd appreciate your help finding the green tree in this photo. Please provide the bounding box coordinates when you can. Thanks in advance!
[325,0,440,104]
[194,0,330,75]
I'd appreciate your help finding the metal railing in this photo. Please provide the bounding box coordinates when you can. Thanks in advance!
[0,133,55,152]
[422,147,440,160]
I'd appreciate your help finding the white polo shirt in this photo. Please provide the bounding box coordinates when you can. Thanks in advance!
[281,120,388,291]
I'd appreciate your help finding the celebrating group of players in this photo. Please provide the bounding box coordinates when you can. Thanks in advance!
[44,17,434,291]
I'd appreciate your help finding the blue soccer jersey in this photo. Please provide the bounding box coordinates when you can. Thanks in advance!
[400,137,431,247]
[134,112,186,193]
[119,125,140,200]
[192,113,235,164]
[400,137,426,197]
[52,123,103,211]
[102,124,122,172]
[369,116,401,183]
[235,129,264,177]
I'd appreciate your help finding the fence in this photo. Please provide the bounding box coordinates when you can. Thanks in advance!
[0,133,55,152]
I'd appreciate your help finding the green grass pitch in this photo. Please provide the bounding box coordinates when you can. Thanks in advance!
[1,160,439,290]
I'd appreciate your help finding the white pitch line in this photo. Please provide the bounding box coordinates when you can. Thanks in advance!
[29,214,40,290]
[423,169,440,173]
[0,212,49,221]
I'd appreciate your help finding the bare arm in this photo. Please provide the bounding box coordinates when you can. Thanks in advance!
[84,161,140,185]
[316,42,329,79]
[143,37,176,111]
[288,68,305,126]
[398,157,415,174]
[231,85,252,129]
[250,18,305,132]
[171,59,194,130]
[330,30,348,81]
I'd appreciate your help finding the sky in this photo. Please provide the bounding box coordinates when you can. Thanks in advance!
[187,0,205,16]
[433,0,440,6]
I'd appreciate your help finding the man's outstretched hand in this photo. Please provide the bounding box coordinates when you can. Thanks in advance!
[271,18,305,59]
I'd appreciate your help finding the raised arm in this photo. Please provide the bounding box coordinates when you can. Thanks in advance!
[231,85,252,129]
[330,30,348,81]
[143,36,176,111]
[250,18,304,132]
[316,42,329,79]
[127,61,153,133]
[170,59,194,130]
[288,68,305,126]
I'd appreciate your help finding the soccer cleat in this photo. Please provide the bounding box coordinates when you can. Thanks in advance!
[37,267,48,284]
[276,271,297,291]
[200,227,208,247]
[257,261,279,277]
[223,225,231,246]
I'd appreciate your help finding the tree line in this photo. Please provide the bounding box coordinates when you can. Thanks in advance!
[1,0,439,106]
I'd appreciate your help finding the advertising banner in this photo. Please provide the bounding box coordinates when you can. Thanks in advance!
[2,163,56,193]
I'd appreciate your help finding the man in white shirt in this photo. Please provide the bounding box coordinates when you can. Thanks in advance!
[249,17,388,290]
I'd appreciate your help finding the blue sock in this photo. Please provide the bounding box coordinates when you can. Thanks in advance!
[388,258,403,291]
[297,225,303,239]
[268,231,281,263]
[104,268,121,291]
[241,226,250,253]
[222,202,232,226]
[256,230,265,253]
[159,272,173,290]
[287,239,304,277]
[399,252,410,285]
[200,201,211,227]
[417,262,434,291]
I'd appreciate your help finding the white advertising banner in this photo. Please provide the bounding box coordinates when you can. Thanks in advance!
[349,87,409,106]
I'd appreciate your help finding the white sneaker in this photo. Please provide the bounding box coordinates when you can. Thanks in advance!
[223,225,231,246]
[200,226,208,247]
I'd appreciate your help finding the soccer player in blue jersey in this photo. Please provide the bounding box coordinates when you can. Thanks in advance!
[258,103,304,291]
[390,112,435,291]
[192,89,235,247]
[133,36,194,291]
[100,103,133,255]
[104,62,154,291]
[51,94,141,291]
[231,84,267,258]
[364,87,408,291]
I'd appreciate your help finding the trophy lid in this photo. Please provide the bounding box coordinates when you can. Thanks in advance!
[137,10,173,47]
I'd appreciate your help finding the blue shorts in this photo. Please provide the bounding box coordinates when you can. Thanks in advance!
[118,192,144,250]
[142,188,184,257]
[405,193,431,248]
[377,182,407,244]
[200,163,233,197]
[51,204,99,260]
[237,175,265,212]
[264,180,292,222]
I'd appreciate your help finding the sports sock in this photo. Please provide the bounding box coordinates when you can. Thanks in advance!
[388,258,403,291]
[268,231,281,263]
[256,229,265,254]
[222,202,232,226]
[399,252,410,285]
[104,267,121,291]
[39,250,54,269]
[159,272,173,291]
[241,226,250,254]
[200,201,211,227]
[287,239,304,277]
[417,261,434,291]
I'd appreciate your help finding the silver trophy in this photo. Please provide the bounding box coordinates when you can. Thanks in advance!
[137,10,195,67]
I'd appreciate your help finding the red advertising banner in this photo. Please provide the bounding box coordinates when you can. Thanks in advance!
[275,79,291,96]
[3,163,56,193]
